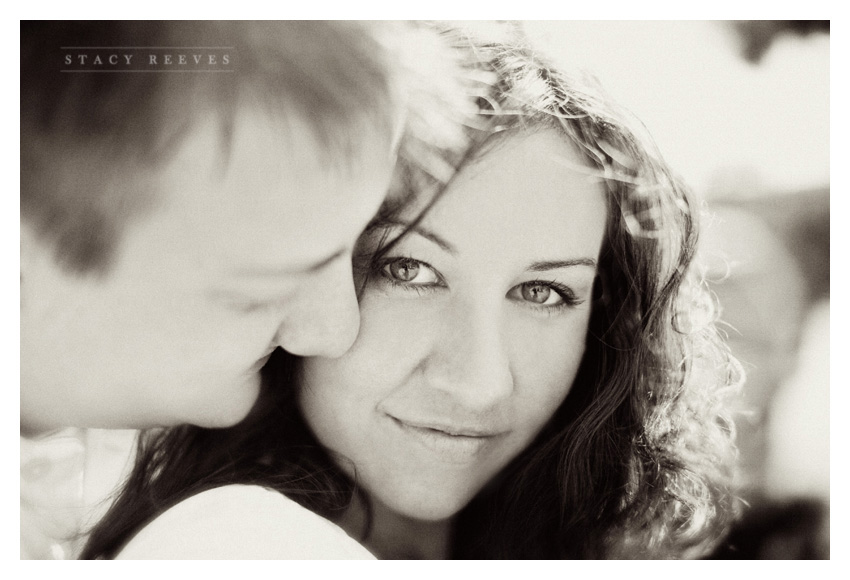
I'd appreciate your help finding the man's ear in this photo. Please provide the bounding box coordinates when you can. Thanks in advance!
[20,221,42,281]
[21,221,34,283]
[20,222,36,307]
[20,221,53,304]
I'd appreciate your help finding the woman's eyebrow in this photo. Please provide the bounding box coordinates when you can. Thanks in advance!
[367,218,457,254]
[527,258,597,272]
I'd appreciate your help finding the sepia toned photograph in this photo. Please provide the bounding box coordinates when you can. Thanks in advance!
[20,20,830,560]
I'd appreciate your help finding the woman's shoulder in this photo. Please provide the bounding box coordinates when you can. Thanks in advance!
[115,484,374,560]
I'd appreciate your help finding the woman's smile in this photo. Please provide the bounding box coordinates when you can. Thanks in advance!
[384,413,507,465]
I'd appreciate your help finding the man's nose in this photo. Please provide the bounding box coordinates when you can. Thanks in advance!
[274,258,361,358]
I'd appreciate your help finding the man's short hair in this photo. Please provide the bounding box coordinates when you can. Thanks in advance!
[21,21,429,274]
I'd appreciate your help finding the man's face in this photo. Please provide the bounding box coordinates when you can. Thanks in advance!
[21,110,393,432]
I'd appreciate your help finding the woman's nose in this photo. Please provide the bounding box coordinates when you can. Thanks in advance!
[424,298,514,409]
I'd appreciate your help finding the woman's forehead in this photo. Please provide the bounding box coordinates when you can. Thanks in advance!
[394,130,608,259]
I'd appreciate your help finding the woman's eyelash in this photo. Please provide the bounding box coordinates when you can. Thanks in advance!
[224,298,279,314]
[515,280,584,314]
[372,256,444,293]
[367,257,584,314]
[539,280,582,306]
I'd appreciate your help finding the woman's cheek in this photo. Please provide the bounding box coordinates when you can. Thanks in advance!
[507,314,589,414]
[354,293,443,364]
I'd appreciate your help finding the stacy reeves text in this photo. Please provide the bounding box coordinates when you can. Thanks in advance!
[61,48,233,72]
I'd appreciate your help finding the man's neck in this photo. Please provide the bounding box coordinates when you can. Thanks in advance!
[20,422,58,440]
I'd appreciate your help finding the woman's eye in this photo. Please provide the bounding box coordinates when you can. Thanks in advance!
[388,258,419,282]
[223,298,280,314]
[381,258,441,286]
[519,282,563,306]
[508,281,581,311]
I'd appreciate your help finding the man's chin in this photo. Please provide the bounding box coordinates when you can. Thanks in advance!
[191,379,263,429]
[81,377,264,430]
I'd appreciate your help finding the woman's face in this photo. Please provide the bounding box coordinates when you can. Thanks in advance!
[298,129,607,522]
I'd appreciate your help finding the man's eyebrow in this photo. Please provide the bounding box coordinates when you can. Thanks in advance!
[231,247,348,277]
[527,258,597,272]
[367,218,457,254]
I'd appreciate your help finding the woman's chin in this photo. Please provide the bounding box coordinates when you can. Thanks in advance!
[377,488,476,523]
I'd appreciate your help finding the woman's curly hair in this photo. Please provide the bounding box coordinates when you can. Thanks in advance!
[81,28,742,561]
[447,29,743,559]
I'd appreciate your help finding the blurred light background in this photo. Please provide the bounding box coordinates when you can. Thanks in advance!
[523,20,829,197]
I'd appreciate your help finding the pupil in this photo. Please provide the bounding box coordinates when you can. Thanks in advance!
[392,260,419,282]
[523,283,550,303]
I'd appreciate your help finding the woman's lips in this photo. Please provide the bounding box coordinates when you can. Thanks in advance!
[387,415,506,464]
[391,416,500,437]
